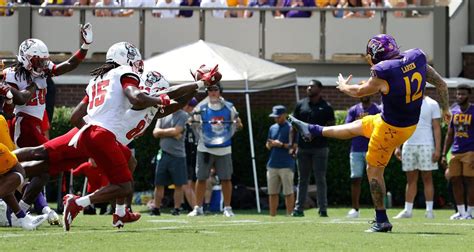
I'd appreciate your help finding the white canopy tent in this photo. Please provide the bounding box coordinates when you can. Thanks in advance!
[144,40,297,212]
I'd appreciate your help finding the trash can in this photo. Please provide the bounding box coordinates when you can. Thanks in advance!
[209,185,223,212]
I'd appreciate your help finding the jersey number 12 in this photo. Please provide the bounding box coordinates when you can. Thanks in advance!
[404,71,423,104]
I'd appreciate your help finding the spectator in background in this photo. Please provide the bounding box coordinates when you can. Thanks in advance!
[40,0,76,16]
[394,95,441,219]
[151,108,190,216]
[290,79,335,217]
[200,0,229,18]
[0,0,14,16]
[285,0,314,18]
[153,0,179,18]
[345,96,380,218]
[121,0,156,17]
[183,98,198,211]
[243,0,274,18]
[188,83,243,217]
[178,0,200,17]
[227,0,247,18]
[442,84,474,220]
[334,0,346,18]
[266,105,295,216]
[95,0,121,17]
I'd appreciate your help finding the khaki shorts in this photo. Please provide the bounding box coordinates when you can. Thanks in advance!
[267,168,294,195]
[447,151,474,177]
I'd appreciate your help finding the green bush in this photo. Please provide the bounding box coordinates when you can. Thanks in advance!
[50,107,451,207]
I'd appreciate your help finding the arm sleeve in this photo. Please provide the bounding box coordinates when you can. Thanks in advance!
[431,101,441,119]
[120,73,140,89]
[81,95,89,104]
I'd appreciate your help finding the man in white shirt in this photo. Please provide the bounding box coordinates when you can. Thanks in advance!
[200,0,229,18]
[121,0,157,16]
[153,0,179,18]
[394,96,441,219]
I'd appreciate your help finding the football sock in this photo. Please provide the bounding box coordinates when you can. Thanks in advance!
[456,205,466,216]
[76,196,91,208]
[375,209,388,223]
[15,210,26,219]
[308,124,323,137]
[115,204,126,217]
[19,200,30,213]
[404,202,413,213]
[34,192,48,214]
[425,201,434,212]
[42,206,52,215]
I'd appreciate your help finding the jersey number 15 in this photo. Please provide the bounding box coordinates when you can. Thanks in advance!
[88,80,110,109]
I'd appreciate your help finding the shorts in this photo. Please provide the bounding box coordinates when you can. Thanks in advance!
[362,114,416,168]
[350,152,366,178]
[266,168,294,195]
[0,115,15,151]
[76,126,132,184]
[401,145,438,171]
[154,151,188,186]
[196,151,233,180]
[447,151,474,177]
[11,113,48,148]
[0,143,18,175]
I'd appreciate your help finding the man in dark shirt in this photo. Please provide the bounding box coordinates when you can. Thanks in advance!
[290,79,335,217]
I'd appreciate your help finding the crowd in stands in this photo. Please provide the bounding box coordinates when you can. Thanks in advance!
[0,0,445,18]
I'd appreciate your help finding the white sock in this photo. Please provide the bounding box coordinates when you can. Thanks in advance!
[19,200,30,212]
[115,204,126,217]
[75,196,91,208]
[42,206,52,215]
[224,206,232,210]
[456,205,466,216]
[404,202,413,213]
[425,201,434,212]
[467,206,474,215]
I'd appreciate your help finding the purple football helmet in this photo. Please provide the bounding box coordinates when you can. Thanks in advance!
[366,34,400,64]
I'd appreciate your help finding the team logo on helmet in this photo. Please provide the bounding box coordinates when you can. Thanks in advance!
[125,43,138,64]
[145,71,162,87]
[19,39,36,57]
[367,39,384,59]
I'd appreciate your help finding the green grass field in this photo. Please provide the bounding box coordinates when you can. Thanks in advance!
[1,207,473,251]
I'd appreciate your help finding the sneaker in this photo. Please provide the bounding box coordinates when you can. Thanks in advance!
[288,115,313,142]
[150,208,161,216]
[112,209,141,228]
[47,209,60,225]
[63,194,83,232]
[393,210,412,219]
[425,211,435,219]
[346,209,360,218]
[450,212,464,220]
[19,213,48,231]
[365,220,393,233]
[171,208,180,216]
[290,209,304,217]
[188,206,204,217]
[319,210,329,217]
[223,207,235,217]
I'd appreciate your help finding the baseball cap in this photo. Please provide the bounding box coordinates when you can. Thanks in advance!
[269,105,287,118]
[188,97,198,107]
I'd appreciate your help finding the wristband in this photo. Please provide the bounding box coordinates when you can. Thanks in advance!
[75,49,87,61]
[81,43,90,50]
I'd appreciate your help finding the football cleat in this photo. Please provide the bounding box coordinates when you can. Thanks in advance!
[449,212,464,220]
[112,209,141,228]
[365,220,393,233]
[425,211,435,219]
[393,210,412,219]
[288,115,313,142]
[346,209,360,218]
[63,194,83,232]
[187,206,204,217]
[223,207,235,217]
[19,213,48,231]
[47,209,61,226]
[290,209,305,217]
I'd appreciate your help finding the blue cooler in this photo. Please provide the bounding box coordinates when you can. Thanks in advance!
[209,185,223,212]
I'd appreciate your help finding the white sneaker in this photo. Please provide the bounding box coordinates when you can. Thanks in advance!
[19,213,48,231]
[187,206,204,217]
[47,210,60,225]
[425,211,435,219]
[346,209,360,218]
[223,207,235,217]
[450,212,464,220]
[393,210,412,219]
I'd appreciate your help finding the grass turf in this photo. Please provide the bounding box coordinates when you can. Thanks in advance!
[0,207,473,251]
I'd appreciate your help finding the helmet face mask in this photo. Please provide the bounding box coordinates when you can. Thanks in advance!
[366,34,400,65]
[17,39,50,77]
[106,42,143,74]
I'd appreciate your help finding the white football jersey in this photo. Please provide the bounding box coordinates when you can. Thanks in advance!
[84,65,139,138]
[116,106,158,146]
[4,67,47,120]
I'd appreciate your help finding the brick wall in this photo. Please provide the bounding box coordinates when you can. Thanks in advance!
[55,85,473,113]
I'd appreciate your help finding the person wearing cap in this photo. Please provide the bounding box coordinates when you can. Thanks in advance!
[183,97,199,211]
[188,82,243,217]
[290,79,335,217]
[266,105,295,216]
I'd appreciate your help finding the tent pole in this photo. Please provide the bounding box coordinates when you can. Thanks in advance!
[244,72,261,213]
[294,81,300,102]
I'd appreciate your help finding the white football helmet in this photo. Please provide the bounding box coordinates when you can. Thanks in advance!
[17,38,50,77]
[106,42,143,74]
[141,71,170,96]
